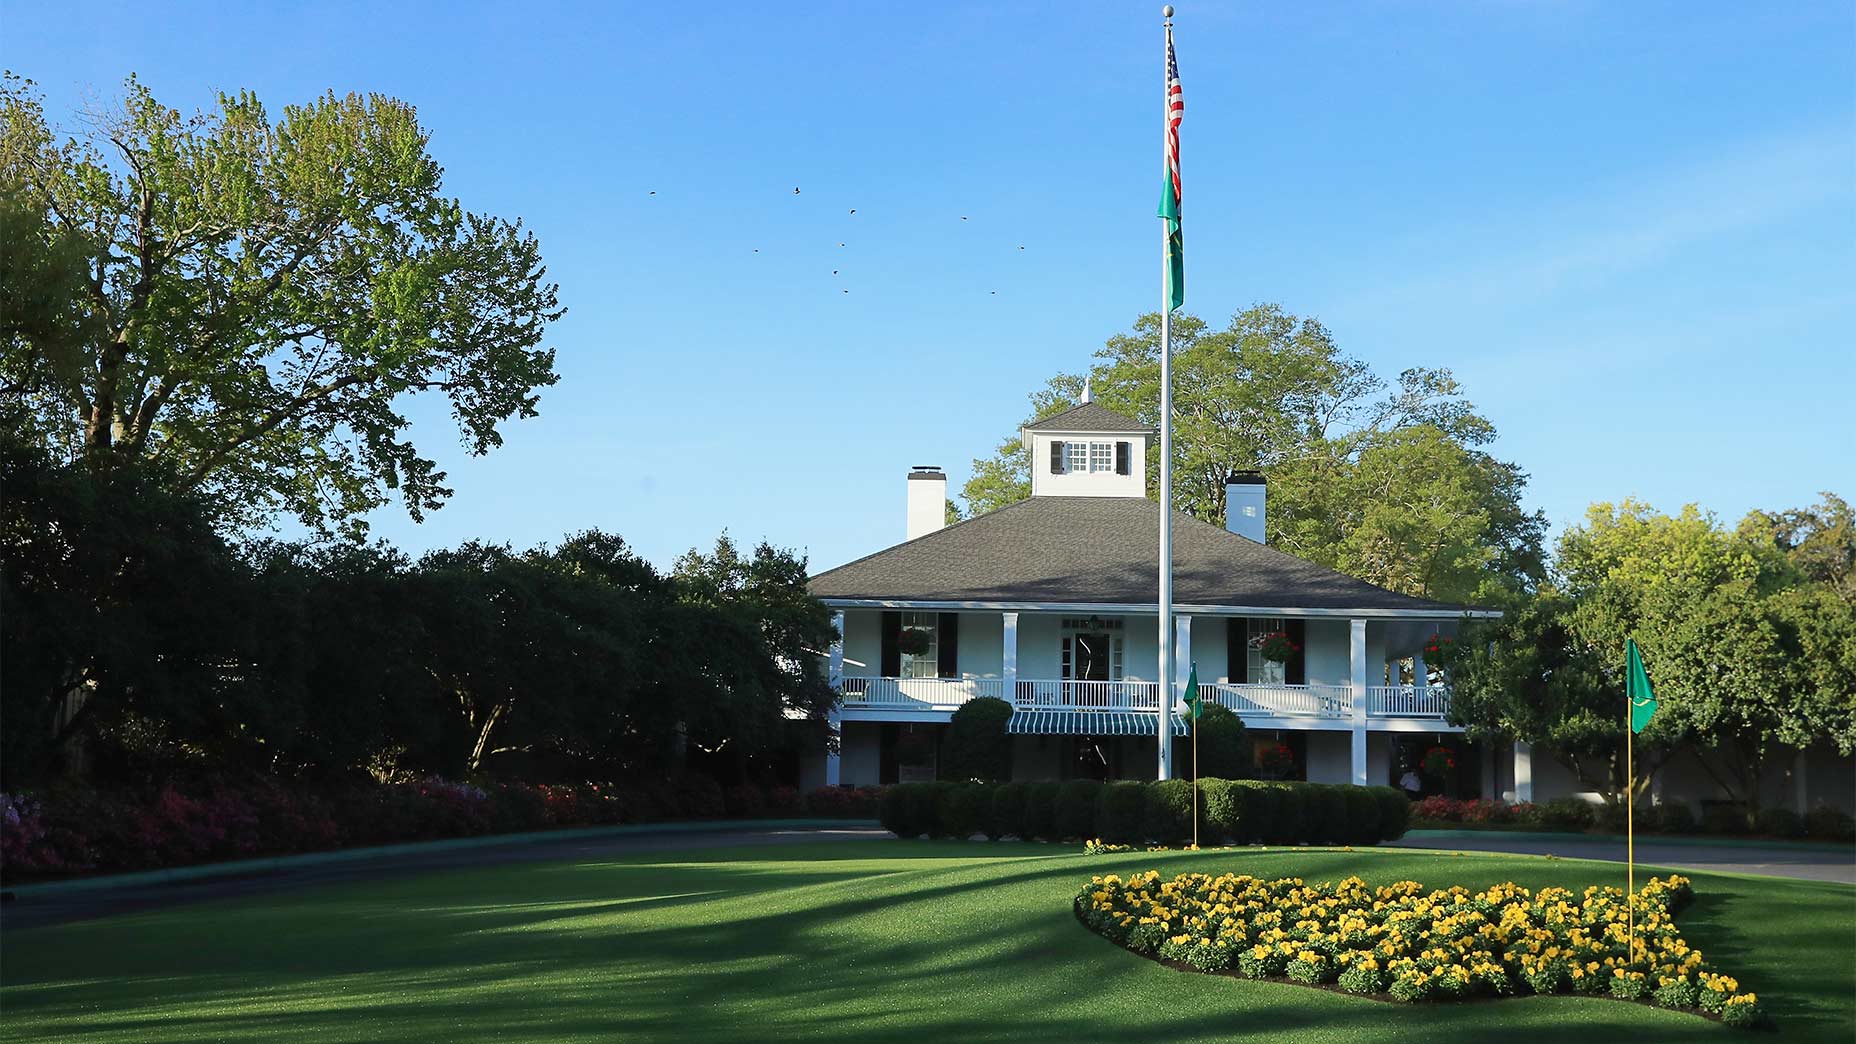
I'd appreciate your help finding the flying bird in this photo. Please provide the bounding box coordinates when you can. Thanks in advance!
[838,242,845,247]
[648,190,656,196]
[842,288,849,294]
[1018,245,1025,250]
[849,208,857,215]
[793,187,801,194]
[832,269,839,275]
[961,216,969,221]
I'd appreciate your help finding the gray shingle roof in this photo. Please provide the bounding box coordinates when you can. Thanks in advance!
[808,496,1468,613]
[1022,401,1153,433]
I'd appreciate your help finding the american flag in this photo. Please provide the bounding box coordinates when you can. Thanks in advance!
[1164,26,1182,207]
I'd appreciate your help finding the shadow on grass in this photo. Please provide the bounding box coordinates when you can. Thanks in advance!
[2,842,1849,1044]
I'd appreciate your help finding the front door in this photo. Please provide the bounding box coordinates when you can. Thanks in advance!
[1072,633,1112,681]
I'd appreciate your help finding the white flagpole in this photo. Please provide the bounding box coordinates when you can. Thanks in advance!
[1156,4,1176,782]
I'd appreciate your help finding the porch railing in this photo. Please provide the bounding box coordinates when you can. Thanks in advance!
[1015,679,1161,711]
[836,676,1004,709]
[1366,685,1451,718]
[1202,682,1352,719]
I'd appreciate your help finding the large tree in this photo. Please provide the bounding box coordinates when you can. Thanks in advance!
[0,74,561,536]
[963,305,1544,601]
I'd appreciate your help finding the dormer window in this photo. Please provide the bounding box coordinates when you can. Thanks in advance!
[1055,440,1130,475]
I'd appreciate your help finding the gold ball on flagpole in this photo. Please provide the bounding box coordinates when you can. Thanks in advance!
[1162,5,1174,17]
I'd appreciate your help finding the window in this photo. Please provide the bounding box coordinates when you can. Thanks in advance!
[1062,633,1125,680]
[1060,440,1116,474]
[899,611,939,679]
[1246,616,1288,684]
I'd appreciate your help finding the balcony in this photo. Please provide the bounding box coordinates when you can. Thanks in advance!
[836,678,1451,721]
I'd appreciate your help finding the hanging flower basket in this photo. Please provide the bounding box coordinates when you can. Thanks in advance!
[1421,744,1457,780]
[1423,634,1454,660]
[1253,631,1301,664]
[1257,742,1296,780]
[897,628,932,657]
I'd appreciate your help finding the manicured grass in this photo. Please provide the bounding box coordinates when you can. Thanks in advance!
[3,842,1852,1043]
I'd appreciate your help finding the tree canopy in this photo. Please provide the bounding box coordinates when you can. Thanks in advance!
[0,74,561,536]
[963,305,1545,602]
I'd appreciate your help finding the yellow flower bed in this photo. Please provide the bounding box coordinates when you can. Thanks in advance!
[1075,871,1764,1029]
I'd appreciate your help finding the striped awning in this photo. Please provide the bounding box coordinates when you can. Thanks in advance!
[1007,710,1188,737]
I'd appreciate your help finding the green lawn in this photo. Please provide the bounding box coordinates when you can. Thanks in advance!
[3,842,1852,1043]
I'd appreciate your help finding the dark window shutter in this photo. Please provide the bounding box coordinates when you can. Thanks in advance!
[937,613,960,678]
[881,611,901,676]
[1226,617,1244,683]
[1286,619,1307,685]
[1050,440,1065,474]
[1116,441,1131,475]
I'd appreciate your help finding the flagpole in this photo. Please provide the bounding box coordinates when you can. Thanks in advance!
[1627,665,1635,964]
[1155,3,1176,783]
[1192,697,1200,847]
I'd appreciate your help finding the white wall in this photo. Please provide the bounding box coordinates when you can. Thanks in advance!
[957,611,1003,678]
[842,610,881,677]
[1026,431,1149,498]
[1302,619,1351,687]
[841,722,883,785]
[1306,731,1354,784]
[1367,732,1396,787]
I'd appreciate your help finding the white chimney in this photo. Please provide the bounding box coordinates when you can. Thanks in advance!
[1225,470,1266,542]
[907,466,947,540]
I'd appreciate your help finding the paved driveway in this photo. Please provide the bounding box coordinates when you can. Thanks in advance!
[1391,831,1856,884]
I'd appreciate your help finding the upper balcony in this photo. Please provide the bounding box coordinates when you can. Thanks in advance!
[834,677,1450,722]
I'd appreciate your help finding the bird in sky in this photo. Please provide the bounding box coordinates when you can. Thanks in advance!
[849,208,857,215]
[961,216,969,221]
[838,242,845,247]
[842,288,849,294]
[752,249,759,253]
[793,187,801,195]
[1019,245,1025,250]
[832,269,839,275]
[648,190,656,196]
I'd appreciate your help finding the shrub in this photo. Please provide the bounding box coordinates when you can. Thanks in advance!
[879,783,919,838]
[909,782,949,837]
[1097,781,1148,843]
[1023,781,1062,841]
[1532,796,1595,831]
[1806,803,1855,841]
[1341,786,1381,844]
[937,783,991,839]
[1198,778,1242,844]
[939,697,1014,782]
[1699,802,1749,836]
[1369,786,1410,842]
[804,785,881,818]
[1054,780,1104,841]
[1194,705,1252,780]
[1655,801,1697,834]
[724,784,768,819]
[989,782,1026,839]
[1271,782,1307,844]
[1754,807,1805,839]
[1230,781,1279,843]
[1305,784,1350,844]
[1144,779,1196,845]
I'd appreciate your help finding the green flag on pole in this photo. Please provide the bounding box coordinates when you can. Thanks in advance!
[1159,24,1184,311]
[1626,638,1658,734]
[1182,662,1201,721]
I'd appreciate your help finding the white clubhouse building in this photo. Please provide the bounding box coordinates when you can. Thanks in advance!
[804,400,1529,795]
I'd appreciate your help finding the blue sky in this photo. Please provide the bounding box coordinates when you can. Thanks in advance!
[9,1,1852,572]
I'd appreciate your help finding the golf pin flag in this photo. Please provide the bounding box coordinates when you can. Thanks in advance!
[1183,661,1201,720]
[1626,638,1658,734]
[1158,22,1184,311]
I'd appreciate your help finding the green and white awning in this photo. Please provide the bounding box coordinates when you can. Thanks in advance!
[1006,710,1188,737]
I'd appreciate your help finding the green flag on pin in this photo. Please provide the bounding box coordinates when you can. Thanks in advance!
[1626,638,1658,735]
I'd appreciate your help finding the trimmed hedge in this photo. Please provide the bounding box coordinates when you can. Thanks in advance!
[940,697,1014,782]
[879,778,1413,847]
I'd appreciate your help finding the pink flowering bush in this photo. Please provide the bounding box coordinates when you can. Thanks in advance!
[0,777,887,883]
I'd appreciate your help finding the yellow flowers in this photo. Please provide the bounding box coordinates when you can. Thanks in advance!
[1078,871,1762,1028]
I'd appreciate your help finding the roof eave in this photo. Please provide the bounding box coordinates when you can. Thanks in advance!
[811,596,1499,619]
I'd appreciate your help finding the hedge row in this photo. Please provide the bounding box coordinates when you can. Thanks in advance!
[1,778,884,883]
[879,778,1410,846]
[1409,795,1856,841]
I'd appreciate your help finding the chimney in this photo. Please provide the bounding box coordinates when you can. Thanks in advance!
[907,466,947,540]
[1225,470,1266,542]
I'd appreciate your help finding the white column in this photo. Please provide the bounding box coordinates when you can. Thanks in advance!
[826,610,845,787]
[1412,651,1428,694]
[1349,618,1368,786]
[1513,741,1533,803]
[1002,612,1019,708]
[1175,615,1193,703]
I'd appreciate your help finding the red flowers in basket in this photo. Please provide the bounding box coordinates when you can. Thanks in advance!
[1253,631,1302,664]
[1421,744,1457,779]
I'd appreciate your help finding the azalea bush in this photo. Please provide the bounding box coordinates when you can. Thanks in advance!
[1,778,884,882]
[1076,870,1765,1029]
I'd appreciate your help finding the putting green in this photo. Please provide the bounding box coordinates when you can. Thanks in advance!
[3,842,1851,1043]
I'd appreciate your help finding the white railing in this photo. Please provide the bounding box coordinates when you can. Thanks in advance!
[1203,682,1353,719]
[837,677,1003,709]
[1015,679,1160,711]
[1367,685,1451,718]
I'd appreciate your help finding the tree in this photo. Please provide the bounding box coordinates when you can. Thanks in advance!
[962,305,1544,601]
[0,74,561,537]
[940,697,1013,781]
[1738,492,1855,604]
[1193,703,1252,780]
